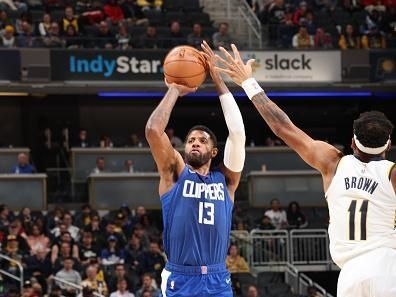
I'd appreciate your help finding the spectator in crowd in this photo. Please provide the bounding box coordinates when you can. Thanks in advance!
[52,241,80,273]
[212,22,232,48]
[116,22,133,49]
[99,135,114,147]
[303,11,317,35]
[101,235,126,266]
[3,235,26,277]
[38,13,51,37]
[137,0,162,11]
[46,207,64,231]
[292,25,314,48]
[257,215,275,230]
[5,218,30,251]
[140,214,159,240]
[87,214,104,245]
[135,273,160,297]
[131,223,150,250]
[0,10,12,28]
[24,249,52,291]
[361,28,387,48]
[81,265,109,296]
[165,20,185,48]
[104,0,125,23]
[104,221,127,246]
[75,128,90,148]
[41,22,65,48]
[55,257,82,295]
[287,201,308,229]
[124,235,144,283]
[126,133,143,147]
[95,21,115,49]
[226,244,249,273]
[165,127,182,148]
[0,204,11,229]
[139,25,161,48]
[131,206,146,225]
[75,204,95,229]
[12,153,35,174]
[0,0,27,12]
[0,25,16,47]
[124,159,135,173]
[115,212,132,238]
[187,23,211,49]
[314,27,333,48]
[264,198,288,229]
[360,9,385,34]
[27,224,50,256]
[92,156,106,174]
[52,212,80,241]
[64,24,82,48]
[293,1,310,25]
[339,24,361,49]
[78,230,100,267]
[110,279,136,297]
[21,280,37,297]
[365,0,387,13]
[247,285,259,297]
[60,6,80,35]
[141,241,165,284]
[108,263,136,293]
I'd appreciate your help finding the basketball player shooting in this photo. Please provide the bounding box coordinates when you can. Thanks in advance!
[145,42,246,297]
[215,44,396,297]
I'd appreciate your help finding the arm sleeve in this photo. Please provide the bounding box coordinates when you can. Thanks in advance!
[219,93,246,172]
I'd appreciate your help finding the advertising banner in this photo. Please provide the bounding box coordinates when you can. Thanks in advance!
[0,50,21,81]
[51,49,342,82]
[369,50,396,82]
[51,49,166,80]
[238,50,342,82]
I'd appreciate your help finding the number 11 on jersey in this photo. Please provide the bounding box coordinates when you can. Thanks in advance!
[348,199,369,240]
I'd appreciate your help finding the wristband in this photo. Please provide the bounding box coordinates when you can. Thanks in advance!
[241,78,264,100]
[219,92,234,101]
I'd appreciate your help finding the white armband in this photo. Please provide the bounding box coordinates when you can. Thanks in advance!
[219,92,246,172]
[241,78,264,100]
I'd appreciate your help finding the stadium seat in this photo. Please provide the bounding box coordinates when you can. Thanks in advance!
[186,12,212,27]
[163,0,183,11]
[165,11,187,25]
[181,0,202,12]
[143,9,164,26]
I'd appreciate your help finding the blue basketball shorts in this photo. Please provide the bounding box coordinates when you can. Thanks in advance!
[160,262,233,297]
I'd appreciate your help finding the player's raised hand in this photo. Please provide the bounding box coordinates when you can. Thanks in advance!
[215,44,255,86]
[200,40,223,84]
[165,79,197,97]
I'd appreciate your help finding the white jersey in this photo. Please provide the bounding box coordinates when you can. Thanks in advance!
[325,155,396,268]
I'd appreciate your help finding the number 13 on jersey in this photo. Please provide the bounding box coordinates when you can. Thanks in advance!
[348,199,369,241]
[198,202,214,225]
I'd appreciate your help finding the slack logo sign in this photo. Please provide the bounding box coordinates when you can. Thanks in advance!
[264,54,312,70]
[69,55,162,77]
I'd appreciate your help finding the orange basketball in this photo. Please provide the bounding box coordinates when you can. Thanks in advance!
[163,45,208,88]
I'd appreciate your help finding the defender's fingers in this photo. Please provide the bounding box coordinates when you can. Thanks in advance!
[219,46,235,64]
[231,44,242,61]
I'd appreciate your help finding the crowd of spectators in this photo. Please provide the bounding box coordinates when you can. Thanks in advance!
[0,0,230,49]
[0,203,165,296]
[250,0,395,48]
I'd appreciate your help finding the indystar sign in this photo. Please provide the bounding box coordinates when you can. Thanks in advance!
[238,51,342,82]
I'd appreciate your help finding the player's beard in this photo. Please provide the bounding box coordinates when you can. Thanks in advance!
[186,150,212,168]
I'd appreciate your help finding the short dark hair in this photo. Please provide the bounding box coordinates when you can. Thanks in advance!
[353,111,393,149]
[186,125,217,147]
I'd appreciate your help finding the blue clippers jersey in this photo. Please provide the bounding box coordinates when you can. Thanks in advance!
[161,166,234,266]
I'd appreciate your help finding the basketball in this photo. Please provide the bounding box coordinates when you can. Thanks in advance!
[163,45,208,88]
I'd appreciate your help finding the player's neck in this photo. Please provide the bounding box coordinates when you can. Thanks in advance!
[353,152,385,163]
[187,164,211,176]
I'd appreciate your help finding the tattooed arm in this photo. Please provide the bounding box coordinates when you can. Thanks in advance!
[145,82,196,196]
[215,44,341,188]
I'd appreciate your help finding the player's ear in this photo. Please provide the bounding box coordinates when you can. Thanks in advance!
[211,147,218,158]
[351,137,356,150]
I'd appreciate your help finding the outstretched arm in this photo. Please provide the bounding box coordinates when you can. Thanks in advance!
[215,44,342,189]
[201,41,245,200]
[145,82,196,196]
